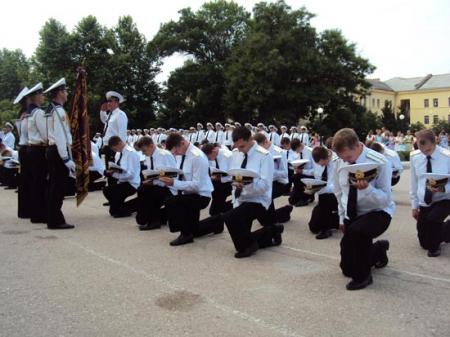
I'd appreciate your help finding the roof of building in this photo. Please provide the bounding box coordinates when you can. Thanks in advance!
[367,79,394,91]
[376,73,450,92]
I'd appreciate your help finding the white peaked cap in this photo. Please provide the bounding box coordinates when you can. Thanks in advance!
[44,78,66,94]
[13,87,29,104]
[106,91,125,103]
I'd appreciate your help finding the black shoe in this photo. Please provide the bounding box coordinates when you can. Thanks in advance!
[103,202,110,206]
[295,200,309,207]
[234,241,258,258]
[112,212,132,218]
[316,230,332,240]
[48,224,75,230]
[170,234,194,246]
[139,222,161,231]
[374,240,390,268]
[272,224,284,246]
[346,275,373,291]
[427,248,441,257]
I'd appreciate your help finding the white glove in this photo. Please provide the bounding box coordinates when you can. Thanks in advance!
[65,160,76,172]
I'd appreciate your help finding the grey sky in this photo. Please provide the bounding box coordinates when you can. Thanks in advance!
[1,0,449,82]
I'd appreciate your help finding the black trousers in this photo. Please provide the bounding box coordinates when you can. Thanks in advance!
[290,173,314,204]
[417,200,450,251]
[265,182,289,225]
[1,166,18,188]
[18,146,31,219]
[88,171,106,191]
[103,182,137,215]
[340,211,391,281]
[165,194,212,236]
[102,145,116,186]
[136,185,172,225]
[27,146,48,223]
[309,193,339,233]
[391,176,400,186]
[223,202,277,252]
[210,181,232,216]
[46,145,68,226]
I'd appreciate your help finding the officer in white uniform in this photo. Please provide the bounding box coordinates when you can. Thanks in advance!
[214,122,225,145]
[103,136,141,217]
[298,126,310,146]
[204,122,216,144]
[2,123,15,149]
[280,125,290,141]
[333,128,394,290]
[161,133,218,246]
[268,125,281,146]
[13,87,31,219]
[44,78,75,229]
[26,83,49,224]
[100,91,128,173]
[289,139,315,206]
[410,129,450,257]
[135,136,177,231]
[222,127,283,258]
[223,124,234,149]
[193,123,205,145]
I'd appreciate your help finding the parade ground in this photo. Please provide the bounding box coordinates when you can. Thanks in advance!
[1,168,449,337]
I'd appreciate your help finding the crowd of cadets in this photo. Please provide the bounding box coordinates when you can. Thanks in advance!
[4,86,450,291]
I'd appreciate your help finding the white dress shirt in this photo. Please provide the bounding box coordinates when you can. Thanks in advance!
[144,147,177,193]
[173,143,214,198]
[334,145,395,224]
[90,149,105,175]
[18,116,29,146]
[193,130,205,144]
[410,146,450,209]
[384,147,403,176]
[270,144,288,184]
[312,157,336,195]
[223,130,233,147]
[48,103,72,162]
[229,142,274,209]
[209,147,232,183]
[299,146,314,176]
[2,131,15,149]
[204,129,216,143]
[269,132,281,146]
[298,132,310,146]
[280,132,290,140]
[214,130,225,144]
[101,107,128,144]
[112,145,141,189]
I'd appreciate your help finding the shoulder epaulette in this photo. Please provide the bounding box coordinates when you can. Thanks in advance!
[158,148,167,156]
[273,146,283,154]
[256,145,269,155]
[439,147,450,157]
[366,149,386,164]
[410,149,421,157]
[304,146,312,153]
[190,146,201,157]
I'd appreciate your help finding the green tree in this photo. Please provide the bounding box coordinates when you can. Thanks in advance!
[32,18,73,85]
[0,49,30,101]
[380,100,399,132]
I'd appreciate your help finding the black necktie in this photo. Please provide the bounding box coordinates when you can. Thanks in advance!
[150,156,154,170]
[177,155,186,195]
[286,150,289,159]
[347,162,357,221]
[196,133,199,142]
[215,132,219,142]
[321,165,328,181]
[300,152,303,159]
[424,155,433,204]
[269,133,272,141]
[215,158,219,169]
[241,153,248,168]
[116,152,123,166]
[301,134,304,143]
[226,132,228,140]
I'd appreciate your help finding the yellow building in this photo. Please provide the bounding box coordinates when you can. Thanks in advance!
[364,74,450,127]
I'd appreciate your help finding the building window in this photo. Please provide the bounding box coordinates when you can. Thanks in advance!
[433,98,438,107]
[372,98,375,107]
[424,115,429,124]
[424,99,429,107]
[377,99,380,108]
[433,115,439,124]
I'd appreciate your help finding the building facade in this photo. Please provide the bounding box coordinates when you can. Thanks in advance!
[364,74,450,127]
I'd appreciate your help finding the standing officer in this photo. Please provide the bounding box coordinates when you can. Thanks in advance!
[26,83,49,224]
[44,78,75,229]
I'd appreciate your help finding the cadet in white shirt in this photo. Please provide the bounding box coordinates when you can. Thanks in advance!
[280,126,290,141]
[135,136,177,231]
[103,136,141,217]
[307,146,339,239]
[161,133,218,246]
[223,124,234,150]
[290,126,299,141]
[88,142,106,191]
[333,128,394,291]
[369,142,404,186]
[289,139,315,206]
[222,127,284,258]
[13,87,31,219]
[26,83,49,224]
[44,78,75,229]
[2,123,15,149]
[193,123,205,145]
[298,126,310,147]
[253,133,293,224]
[214,122,225,145]
[410,129,450,257]
[204,123,216,144]
[268,125,281,146]
[100,91,128,174]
